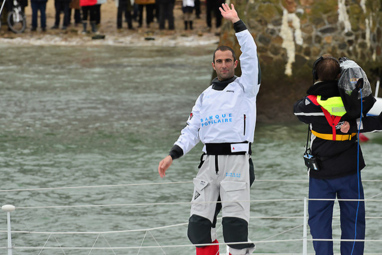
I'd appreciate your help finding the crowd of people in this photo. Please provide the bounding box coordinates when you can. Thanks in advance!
[1,0,227,34]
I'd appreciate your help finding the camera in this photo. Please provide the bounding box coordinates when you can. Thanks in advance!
[303,153,320,171]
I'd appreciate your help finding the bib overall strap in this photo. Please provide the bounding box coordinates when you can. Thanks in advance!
[321,107,342,140]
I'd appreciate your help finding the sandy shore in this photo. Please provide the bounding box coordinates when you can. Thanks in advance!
[0,0,221,46]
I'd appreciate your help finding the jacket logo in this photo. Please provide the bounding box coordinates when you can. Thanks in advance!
[226,172,241,178]
[201,113,233,127]
[194,191,200,200]
[226,90,234,93]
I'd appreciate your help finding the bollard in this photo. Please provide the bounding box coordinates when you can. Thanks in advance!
[2,205,15,255]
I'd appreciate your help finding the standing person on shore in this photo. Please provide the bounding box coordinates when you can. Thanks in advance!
[30,0,48,31]
[135,0,155,28]
[158,4,260,255]
[293,55,382,255]
[19,0,28,14]
[194,0,200,19]
[182,0,194,30]
[51,0,71,30]
[80,0,97,33]
[116,0,133,30]
[157,0,175,30]
[94,0,105,26]
[206,0,224,32]
[69,0,82,27]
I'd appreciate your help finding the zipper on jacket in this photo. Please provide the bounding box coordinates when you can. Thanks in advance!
[243,114,247,135]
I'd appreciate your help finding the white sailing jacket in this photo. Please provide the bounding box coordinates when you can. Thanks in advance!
[174,28,260,156]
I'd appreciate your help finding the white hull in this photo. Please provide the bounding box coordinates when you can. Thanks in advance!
[367,97,382,116]
[361,80,382,141]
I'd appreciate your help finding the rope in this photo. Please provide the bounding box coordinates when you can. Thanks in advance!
[0,222,189,234]
[14,198,303,210]
[13,198,382,210]
[38,235,66,255]
[147,231,167,255]
[1,179,381,194]
[260,224,302,241]
[308,198,382,202]
[0,179,381,193]
[89,234,116,255]
[1,214,380,236]
[370,191,382,198]
[0,239,305,250]
[0,181,193,193]
[0,238,381,251]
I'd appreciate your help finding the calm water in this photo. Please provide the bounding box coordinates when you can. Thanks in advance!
[0,45,381,254]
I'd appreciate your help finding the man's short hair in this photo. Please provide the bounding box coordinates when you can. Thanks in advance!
[213,46,237,63]
[313,54,341,81]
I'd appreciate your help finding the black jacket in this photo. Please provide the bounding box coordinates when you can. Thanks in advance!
[294,80,382,179]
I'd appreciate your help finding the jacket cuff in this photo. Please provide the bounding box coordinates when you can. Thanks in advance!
[348,120,358,133]
[234,20,247,33]
[169,145,184,160]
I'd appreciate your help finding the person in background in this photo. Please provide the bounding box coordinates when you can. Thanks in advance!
[80,0,97,33]
[68,0,82,27]
[51,0,71,30]
[157,0,174,30]
[158,4,260,255]
[182,0,194,31]
[206,0,224,33]
[136,0,155,28]
[194,0,200,19]
[293,54,382,255]
[94,0,105,27]
[116,0,133,30]
[132,1,138,22]
[19,0,28,14]
[30,0,48,31]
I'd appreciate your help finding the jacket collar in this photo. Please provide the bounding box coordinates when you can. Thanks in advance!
[307,80,340,99]
[211,76,237,91]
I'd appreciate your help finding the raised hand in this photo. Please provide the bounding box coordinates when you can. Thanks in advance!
[219,3,240,23]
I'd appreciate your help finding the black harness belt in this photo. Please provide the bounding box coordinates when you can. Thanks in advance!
[205,142,252,155]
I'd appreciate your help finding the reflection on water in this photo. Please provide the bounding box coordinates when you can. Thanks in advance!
[0,45,381,254]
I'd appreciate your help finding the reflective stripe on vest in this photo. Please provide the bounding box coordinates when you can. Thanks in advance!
[316,96,346,117]
[311,130,357,141]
